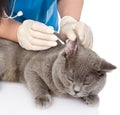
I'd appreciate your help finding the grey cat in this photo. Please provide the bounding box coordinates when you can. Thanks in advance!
[0,36,116,108]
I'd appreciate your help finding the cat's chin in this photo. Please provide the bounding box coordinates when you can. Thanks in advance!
[72,95,81,98]
[72,95,88,98]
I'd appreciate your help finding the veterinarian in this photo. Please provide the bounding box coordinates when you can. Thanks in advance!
[0,0,93,51]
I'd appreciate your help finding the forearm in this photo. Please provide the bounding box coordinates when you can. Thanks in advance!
[0,19,21,42]
[58,0,84,21]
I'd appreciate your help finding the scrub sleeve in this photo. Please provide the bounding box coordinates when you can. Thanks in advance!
[9,0,59,31]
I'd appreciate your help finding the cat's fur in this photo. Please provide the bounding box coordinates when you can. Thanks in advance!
[0,37,116,107]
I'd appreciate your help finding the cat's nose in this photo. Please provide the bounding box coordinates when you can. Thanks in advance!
[74,90,79,94]
[73,86,80,94]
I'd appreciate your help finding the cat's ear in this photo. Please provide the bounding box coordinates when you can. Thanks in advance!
[100,60,116,71]
[64,40,78,58]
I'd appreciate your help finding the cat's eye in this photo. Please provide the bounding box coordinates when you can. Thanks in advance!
[96,71,105,77]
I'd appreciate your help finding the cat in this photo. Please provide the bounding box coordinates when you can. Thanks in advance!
[0,36,116,108]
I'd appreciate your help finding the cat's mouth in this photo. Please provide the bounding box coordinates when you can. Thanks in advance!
[68,91,88,98]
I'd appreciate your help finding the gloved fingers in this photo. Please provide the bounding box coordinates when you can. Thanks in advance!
[75,22,85,42]
[83,28,93,48]
[22,20,35,30]
[28,37,57,47]
[87,28,93,49]
[82,38,90,48]
[88,33,93,49]
[31,22,54,34]
[80,31,93,49]
[19,38,52,51]
[29,29,58,41]
[75,22,93,49]
[64,30,76,41]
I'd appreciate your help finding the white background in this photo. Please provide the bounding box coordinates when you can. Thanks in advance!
[0,0,120,115]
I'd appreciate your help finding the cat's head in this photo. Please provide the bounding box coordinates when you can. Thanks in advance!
[52,38,116,97]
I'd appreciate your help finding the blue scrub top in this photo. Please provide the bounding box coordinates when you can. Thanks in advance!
[9,0,59,31]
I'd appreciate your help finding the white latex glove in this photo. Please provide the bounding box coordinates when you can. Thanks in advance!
[60,16,93,49]
[17,20,58,51]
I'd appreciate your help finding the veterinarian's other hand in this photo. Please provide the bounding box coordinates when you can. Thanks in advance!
[17,20,58,51]
[60,16,93,49]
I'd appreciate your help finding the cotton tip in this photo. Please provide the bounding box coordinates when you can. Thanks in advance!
[17,11,23,17]
[58,38,65,45]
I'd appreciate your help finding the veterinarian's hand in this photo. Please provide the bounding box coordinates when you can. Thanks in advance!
[60,16,93,49]
[17,20,58,51]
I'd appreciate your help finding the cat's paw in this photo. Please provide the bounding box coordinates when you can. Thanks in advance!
[81,95,99,105]
[35,94,52,108]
